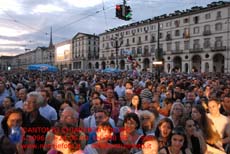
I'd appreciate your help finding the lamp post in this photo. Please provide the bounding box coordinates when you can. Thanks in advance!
[111,35,123,69]
[153,21,163,82]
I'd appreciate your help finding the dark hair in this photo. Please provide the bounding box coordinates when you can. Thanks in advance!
[96,121,113,133]
[169,126,188,150]
[1,108,24,135]
[61,99,73,107]
[52,122,81,152]
[45,84,54,92]
[130,94,142,110]
[123,112,140,129]
[192,104,221,144]
[4,96,15,106]
[155,118,173,138]
[106,147,130,154]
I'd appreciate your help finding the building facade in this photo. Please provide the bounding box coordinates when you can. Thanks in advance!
[99,1,230,73]
[72,33,99,70]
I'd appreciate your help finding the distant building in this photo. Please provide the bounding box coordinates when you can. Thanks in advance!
[99,1,230,73]
[72,33,99,70]
[54,39,72,70]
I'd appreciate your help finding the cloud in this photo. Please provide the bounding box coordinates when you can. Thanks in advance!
[63,0,111,8]
[32,4,65,14]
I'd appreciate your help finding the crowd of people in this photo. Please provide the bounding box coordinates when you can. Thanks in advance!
[0,69,229,154]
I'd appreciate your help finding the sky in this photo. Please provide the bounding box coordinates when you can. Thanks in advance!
[0,0,219,56]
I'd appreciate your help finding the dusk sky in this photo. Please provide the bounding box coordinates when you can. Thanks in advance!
[0,0,217,56]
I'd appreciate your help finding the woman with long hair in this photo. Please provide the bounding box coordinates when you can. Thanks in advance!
[155,118,174,149]
[159,126,191,154]
[191,104,225,153]
[182,117,207,154]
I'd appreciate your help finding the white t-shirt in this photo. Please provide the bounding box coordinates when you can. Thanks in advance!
[39,104,57,122]
[15,100,24,109]
[207,113,230,138]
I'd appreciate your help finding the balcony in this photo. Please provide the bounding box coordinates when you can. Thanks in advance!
[108,56,115,60]
[189,48,203,53]
[211,46,226,52]
[171,50,183,54]
[99,57,107,60]
[166,34,172,41]
[142,52,151,57]
[203,30,212,36]
[125,43,130,46]
[137,41,142,45]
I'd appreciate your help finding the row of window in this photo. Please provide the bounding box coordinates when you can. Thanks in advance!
[102,22,224,49]
[103,10,223,40]
[108,37,224,56]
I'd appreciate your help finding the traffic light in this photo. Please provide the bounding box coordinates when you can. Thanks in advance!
[115,5,132,21]
[124,6,132,20]
[116,5,123,19]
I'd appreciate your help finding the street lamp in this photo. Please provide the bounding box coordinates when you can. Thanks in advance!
[153,61,163,82]
[111,35,123,69]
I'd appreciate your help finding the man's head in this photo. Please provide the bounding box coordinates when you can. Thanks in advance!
[60,107,78,125]
[24,92,44,113]
[94,108,109,126]
[142,98,151,110]
[222,95,230,112]
[18,88,27,101]
[0,81,5,93]
[208,98,221,116]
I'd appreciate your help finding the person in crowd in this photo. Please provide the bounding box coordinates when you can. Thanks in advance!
[15,88,27,109]
[44,106,86,152]
[114,79,126,98]
[106,147,131,154]
[47,122,84,154]
[83,98,115,131]
[104,87,120,123]
[58,100,72,117]
[86,107,115,144]
[23,91,51,154]
[84,122,114,154]
[123,89,134,107]
[94,83,107,101]
[168,102,185,127]
[0,108,34,154]
[159,126,192,154]
[44,85,62,115]
[158,98,173,117]
[113,112,143,154]
[182,117,207,154]
[79,91,100,120]
[139,110,155,135]
[39,90,58,125]
[140,81,153,100]
[207,98,230,148]
[55,90,65,104]
[135,135,159,154]
[191,104,225,153]
[184,101,192,118]
[221,95,230,117]
[64,89,79,111]
[141,98,151,110]
[155,118,173,149]
[0,96,14,115]
[0,81,9,105]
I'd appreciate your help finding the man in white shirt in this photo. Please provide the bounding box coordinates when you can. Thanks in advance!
[207,99,230,145]
[39,90,57,125]
[15,88,27,109]
[114,79,125,98]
